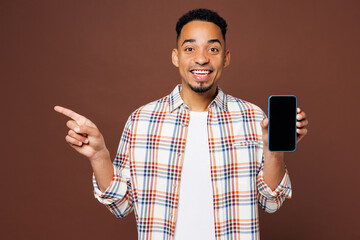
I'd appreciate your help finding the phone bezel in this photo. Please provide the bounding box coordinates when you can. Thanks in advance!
[268,95,297,152]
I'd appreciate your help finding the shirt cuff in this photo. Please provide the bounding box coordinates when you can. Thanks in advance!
[257,167,292,199]
[92,165,123,205]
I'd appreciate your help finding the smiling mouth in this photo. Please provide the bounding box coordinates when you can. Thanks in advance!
[190,69,213,76]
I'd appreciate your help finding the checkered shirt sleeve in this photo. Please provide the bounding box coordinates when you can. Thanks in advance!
[93,115,134,218]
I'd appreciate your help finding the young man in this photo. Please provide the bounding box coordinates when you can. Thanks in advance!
[55,8,308,240]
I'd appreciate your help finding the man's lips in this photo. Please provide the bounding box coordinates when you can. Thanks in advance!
[190,69,213,81]
[190,69,213,75]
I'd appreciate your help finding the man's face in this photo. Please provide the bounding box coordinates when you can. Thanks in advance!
[172,20,230,93]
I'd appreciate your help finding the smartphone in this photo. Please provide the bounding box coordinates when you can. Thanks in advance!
[268,95,297,152]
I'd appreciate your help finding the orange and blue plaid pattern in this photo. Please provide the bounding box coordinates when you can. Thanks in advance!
[93,84,292,240]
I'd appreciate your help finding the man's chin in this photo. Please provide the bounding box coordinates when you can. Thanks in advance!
[187,81,214,93]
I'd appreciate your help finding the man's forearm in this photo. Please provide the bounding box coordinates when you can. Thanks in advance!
[90,149,114,192]
[262,149,286,191]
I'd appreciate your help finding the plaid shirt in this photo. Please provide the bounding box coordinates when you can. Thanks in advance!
[93,84,292,240]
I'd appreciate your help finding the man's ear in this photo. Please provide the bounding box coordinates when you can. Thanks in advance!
[172,48,179,67]
[223,49,230,68]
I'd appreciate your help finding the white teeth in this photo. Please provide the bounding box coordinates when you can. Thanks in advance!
[191,70,211,75]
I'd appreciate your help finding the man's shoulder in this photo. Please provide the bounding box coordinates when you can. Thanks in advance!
[129,94,170,118]
[226,93,265,115]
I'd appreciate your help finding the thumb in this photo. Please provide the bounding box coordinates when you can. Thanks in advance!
[260,118,269,129]
[74,124,99,137]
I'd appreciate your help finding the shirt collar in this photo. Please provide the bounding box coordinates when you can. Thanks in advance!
[168,84,228,113]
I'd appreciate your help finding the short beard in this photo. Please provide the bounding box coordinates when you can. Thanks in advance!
[187,81,214,93]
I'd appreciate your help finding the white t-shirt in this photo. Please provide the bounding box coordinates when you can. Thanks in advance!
[173,111,216,240]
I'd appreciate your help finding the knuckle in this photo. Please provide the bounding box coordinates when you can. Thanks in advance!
[74,125,81,133]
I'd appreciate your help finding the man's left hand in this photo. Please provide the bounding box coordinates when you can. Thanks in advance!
[260,107,309,148]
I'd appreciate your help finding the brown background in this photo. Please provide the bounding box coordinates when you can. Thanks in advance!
[1,0,359,239]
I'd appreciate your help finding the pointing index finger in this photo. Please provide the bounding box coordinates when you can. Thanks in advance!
[54,106,85,124]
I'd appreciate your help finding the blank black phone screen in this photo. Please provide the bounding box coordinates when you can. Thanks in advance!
[268,95,297,152]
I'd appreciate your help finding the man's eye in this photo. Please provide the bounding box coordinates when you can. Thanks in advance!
[210,48,219,52]
[184,47,193,52]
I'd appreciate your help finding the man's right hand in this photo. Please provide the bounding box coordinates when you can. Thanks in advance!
[54,105,109,162]
[54,105,113,192]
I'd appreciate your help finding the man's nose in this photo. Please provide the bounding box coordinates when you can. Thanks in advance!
[194,50,209,65]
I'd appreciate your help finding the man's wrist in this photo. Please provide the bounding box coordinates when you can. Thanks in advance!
[262,148,286,191]
[89,148,111,164]
[263,146,285,162]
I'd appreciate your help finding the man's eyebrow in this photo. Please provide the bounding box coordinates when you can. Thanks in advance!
[208,39,222,46]
[181,39,195,46]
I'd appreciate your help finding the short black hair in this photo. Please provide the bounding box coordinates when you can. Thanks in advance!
[176,8,227,43]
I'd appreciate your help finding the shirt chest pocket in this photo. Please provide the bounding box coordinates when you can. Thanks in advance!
[232,140,262,158]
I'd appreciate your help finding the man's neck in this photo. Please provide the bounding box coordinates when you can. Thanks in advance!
[180,83,218,112]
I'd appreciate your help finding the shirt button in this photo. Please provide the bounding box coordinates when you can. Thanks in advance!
[181,122,186,127]
[173,183,177,188]
[177,152,181,157]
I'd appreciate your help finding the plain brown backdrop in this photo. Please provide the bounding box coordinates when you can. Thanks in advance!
[1,0,359,239]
